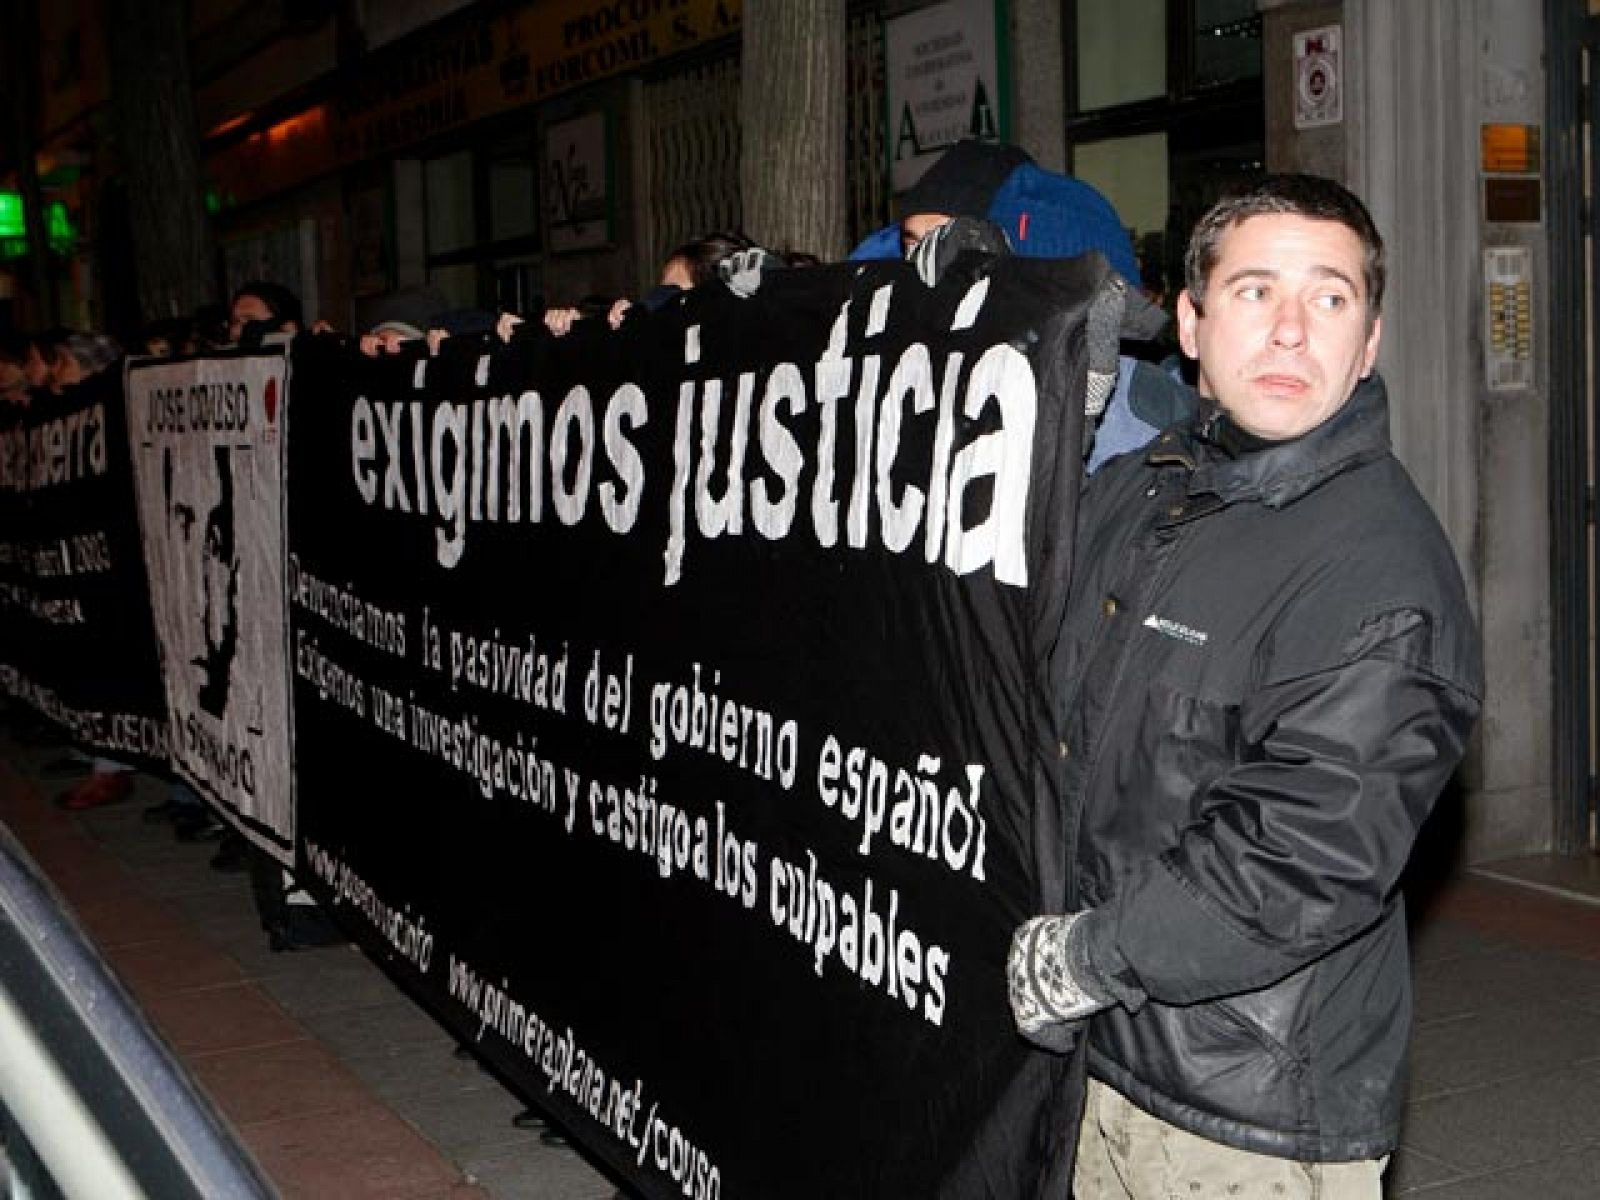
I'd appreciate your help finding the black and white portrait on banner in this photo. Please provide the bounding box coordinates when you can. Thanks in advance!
[126,349,295,860]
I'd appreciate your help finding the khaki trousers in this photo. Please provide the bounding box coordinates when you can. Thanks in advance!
[1073,1078,1388,1200]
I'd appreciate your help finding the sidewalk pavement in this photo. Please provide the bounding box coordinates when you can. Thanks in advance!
[0,740,618,1200]
[1394,859,1600,1197]
[3,734,1598,1199]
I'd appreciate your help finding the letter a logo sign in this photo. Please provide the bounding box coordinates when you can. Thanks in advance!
[895,103,922,162]
[969,79,997,141]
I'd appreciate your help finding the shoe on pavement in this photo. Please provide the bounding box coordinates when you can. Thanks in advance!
[56,772,135,811]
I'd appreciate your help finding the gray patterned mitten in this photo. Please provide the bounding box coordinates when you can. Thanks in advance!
[1008,911,1114,1050]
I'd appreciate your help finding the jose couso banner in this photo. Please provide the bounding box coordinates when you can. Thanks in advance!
[0,370,169,770]
[125,348,296,861]
[287,255,1120,1198]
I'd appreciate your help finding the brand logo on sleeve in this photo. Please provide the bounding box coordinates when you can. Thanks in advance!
[1142,613,1209,646]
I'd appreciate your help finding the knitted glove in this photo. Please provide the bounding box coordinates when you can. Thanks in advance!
[906,216,1011,287]
[718,247,781,298]
[1008,911,1114,1050]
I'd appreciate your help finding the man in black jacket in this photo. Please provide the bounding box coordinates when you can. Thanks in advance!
[1008,175,1482,1197]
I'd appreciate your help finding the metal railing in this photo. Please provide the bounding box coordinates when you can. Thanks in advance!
[0,822,273,1199]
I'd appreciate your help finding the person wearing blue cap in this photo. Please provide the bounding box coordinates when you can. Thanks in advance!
[852,140,1189,471]
[856,139,1142,285]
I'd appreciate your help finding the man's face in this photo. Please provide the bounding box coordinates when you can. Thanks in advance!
[1177,214,1381,441]
[167,454,236,678]
[228,293,274,343]
[900,211,952,256]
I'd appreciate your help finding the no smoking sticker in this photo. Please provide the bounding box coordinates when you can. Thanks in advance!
[1294,25,1342,130]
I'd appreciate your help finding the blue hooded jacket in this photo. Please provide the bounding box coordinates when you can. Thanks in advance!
[850,152,1141,287]
[852,144,1160,468]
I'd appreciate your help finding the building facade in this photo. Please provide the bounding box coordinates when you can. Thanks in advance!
[1,0,1591,871]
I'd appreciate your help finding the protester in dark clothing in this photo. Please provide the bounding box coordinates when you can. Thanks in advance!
[852,139,1142,286]
[191,303,231,351]
[140,316,196,357]
[1007,174,1482,1198]
[228,281,302,345]
[358,285,450,356]
[855,138,1172,472]
[659,230,754,288]
[569,230,760,334]
[47,332,121,391]
[357,286,500,356]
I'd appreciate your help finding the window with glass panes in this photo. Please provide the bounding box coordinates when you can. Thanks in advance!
[1065,0,1264,312]
[421,132,542,313]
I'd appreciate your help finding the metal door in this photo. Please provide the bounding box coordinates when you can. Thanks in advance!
[1548,0,1600,853]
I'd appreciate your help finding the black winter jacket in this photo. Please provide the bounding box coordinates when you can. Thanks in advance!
[1052,375,1482,1161]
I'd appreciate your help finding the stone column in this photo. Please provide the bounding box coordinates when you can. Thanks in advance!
[1007,0,1066,171]
[1346,0,1552,862]
[1262,0,1554,862]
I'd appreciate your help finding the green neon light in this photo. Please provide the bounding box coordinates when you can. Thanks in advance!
[47,202,72,245]
[0,192,23,239]
[0,192,77,258]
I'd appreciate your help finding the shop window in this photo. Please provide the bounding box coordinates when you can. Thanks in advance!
[427,261,479,310]
[488,140,538,244]
[493,259,540,315]
[419,133,543,313]
[221,218,320,326]
[1075,0,1165,110]
[1073,131,1172,304]
[1073,133,1168,245]
[1067,0,1264,309]
[1192,0,1262,88]
[424,152,475,257]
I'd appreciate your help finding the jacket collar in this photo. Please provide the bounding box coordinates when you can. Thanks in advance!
[1145,373,1392,510]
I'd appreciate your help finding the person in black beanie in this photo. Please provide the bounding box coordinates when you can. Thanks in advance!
[228,281,303,346]
[896,139,1032,254]
[852,139,1142,287]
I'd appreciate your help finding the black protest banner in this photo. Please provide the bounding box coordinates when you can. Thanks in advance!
[124,349,296,860]
[288,256,1116,1198]
[0,373,169,770]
